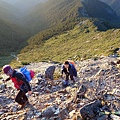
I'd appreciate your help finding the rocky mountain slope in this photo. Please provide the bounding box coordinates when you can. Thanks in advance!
[0,56,120,119]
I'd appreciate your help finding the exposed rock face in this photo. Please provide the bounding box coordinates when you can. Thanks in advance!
[80,100,103,120]
[45,65,56,80]
[0,57,120,120]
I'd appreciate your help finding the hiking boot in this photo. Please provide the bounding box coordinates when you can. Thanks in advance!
[62,80,69,87]
[72,79,75,84]
[19,101,28,110]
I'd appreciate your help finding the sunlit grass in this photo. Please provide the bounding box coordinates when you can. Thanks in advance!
[15,21,120,65]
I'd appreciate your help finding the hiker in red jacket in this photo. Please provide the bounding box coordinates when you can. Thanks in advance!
[2,65,32,109]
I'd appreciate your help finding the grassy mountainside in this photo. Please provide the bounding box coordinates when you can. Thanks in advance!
[0,17,30,67]
[23,0,82,34]
[15,0,48,12]
[23,0,119,34]
[10,19,120,67]
[0,19,29,56]
[0,1,30,57]
[100,0,120,18]
[21,0,119,50]
[0,1,21,24]
[1,0,120,67]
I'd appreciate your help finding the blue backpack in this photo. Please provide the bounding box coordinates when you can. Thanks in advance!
[19,67,34,82]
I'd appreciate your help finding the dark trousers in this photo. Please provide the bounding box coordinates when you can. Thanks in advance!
[66,74,74,81]
[63,68,75,81]
[15,90,28,105]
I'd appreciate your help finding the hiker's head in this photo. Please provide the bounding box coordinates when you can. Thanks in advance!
[64,61,69,68]
[2,65,13,76]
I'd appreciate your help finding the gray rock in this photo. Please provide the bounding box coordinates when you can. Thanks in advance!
[42,106,57,118]
[60,96,65,101]
[97,115,108,120]
[41,118,46,120]
[58,108,68,119]
[76,104,81,108]
[45,66,55,80]
[110,114,120,120]
[0,112,4,115]
[27,110,34,115]
[35,112,42,118]
[0,84,6,90]
[73,85,87,103]
[37,73,43,78]
[12,106,18,112]
[80,100,102,120]
[0,97,4,103]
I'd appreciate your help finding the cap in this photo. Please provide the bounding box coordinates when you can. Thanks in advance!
[2,65,12,74]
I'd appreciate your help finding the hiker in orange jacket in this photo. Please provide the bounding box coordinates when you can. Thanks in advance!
[2,65,32,109]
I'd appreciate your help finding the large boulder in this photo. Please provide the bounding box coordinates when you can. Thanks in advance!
[80,100,102,120]
[45,66,56,80]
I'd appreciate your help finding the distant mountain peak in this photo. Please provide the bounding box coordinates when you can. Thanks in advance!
[100,0,120,18]
[81,0,119,21]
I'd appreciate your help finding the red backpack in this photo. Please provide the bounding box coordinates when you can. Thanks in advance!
[30,70,35,79]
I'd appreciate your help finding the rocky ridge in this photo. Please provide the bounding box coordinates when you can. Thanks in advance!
[0,56,120,120]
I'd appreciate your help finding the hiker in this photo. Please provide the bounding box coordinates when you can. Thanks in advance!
[61,61,77,86]
[2,65,32,109]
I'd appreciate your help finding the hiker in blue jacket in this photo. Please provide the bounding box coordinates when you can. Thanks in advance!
[61,61,77,86]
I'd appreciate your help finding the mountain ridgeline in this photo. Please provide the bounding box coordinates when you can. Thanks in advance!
[23,0,120,34]
[22,0,120,49]
[0,0,120,67]
[100,0,120,18]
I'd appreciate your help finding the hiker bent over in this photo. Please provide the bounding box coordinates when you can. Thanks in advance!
[2,65,32,109]
[61,61,77,86]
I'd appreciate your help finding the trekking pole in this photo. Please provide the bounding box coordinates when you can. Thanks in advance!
[2,79,7,89]
[99,111,120,116]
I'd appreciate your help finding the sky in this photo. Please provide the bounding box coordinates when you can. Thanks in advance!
[1,0,20,5]
[1,0,48,11]
[1,0,47,5]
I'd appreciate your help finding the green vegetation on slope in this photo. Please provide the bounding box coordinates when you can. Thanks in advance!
[24,0,119,35]
[0,19,30,56]
[0,1,21,24]
[21,0,120,54]
[10,19,120,67]
[1,0,120,68]
[0,1,30,56]
[23,0,82,34]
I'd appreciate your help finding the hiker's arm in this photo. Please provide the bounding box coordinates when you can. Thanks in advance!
[61,67,65,77]
[61,65,66,75]
[16,73,31,91]
[3,77,10,83]
[61,69,64,75]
